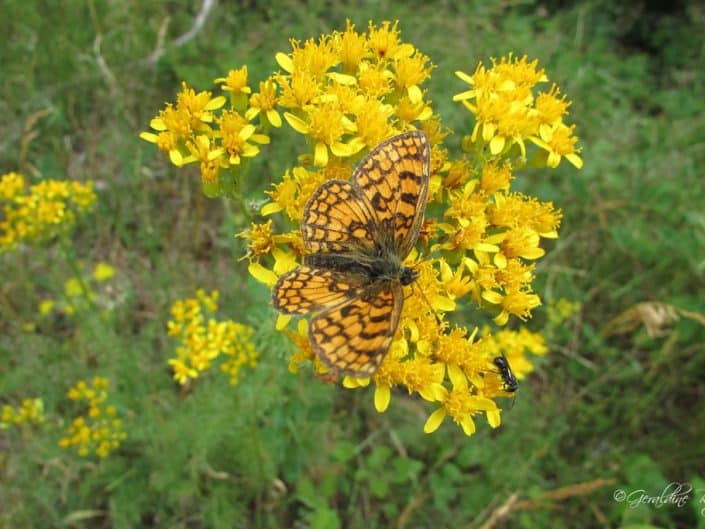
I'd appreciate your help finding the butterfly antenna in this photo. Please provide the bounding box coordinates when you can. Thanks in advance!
[411,281,444,329]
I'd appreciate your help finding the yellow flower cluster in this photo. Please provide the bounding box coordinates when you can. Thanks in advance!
[166,289,260,385]
[140,70,271,197]
[39,261,117,317]
[1,398,45,428]
[454,54,583,168]
[239,23,577,436]
[58,377,126,458]
[547,297,581,325]
[0,172,96,251]
[274,19,433,167]
[143,21,582,436]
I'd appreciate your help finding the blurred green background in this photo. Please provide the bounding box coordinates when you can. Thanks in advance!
[1,1,704,528]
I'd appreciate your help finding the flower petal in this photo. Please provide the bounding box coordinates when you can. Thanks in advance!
[374,384,391,412]
[423,408,446,434]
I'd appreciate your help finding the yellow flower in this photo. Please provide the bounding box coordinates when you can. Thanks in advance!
[336,20,369,73]
[454,53,582,171]
[480,160,513,195]
[367,20,412,61]
[284,101,363,166]
[0,171,25,200]
[393,52,434,103]
[140,82,225,146]
[246,78,282,128]
[443,158,474,190]
[59,378,125,458]
[0,398,45,427]
[38,299,55,315]
[531,122,583,169]
[351,98,395,149]
[166,290,259,385]
[395,95,433,124]
[263,166,327,221]
[214,66,252,96]
[186,135,224,185]
[93,262,115,281]
[0,174,96,251]
[141,23,581,437]
[423,365,498,436]
[218,110,270,165]
[276,35,340,80]
[276,70,320,110]
[239,220,276,258]
[535,84,571,132]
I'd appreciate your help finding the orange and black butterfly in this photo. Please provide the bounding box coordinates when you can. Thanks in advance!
[272,131,430,377]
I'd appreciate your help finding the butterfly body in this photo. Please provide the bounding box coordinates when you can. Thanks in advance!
[273,131,430,377]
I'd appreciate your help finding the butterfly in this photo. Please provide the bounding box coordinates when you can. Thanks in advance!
[272,130,430,377]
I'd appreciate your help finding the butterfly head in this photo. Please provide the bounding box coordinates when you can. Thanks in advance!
[400,266,418,286]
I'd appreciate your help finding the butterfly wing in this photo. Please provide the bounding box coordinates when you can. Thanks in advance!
[351,130,430,258]
[272,265,366,315]
[308,282,403,377]
[301,180,377,255]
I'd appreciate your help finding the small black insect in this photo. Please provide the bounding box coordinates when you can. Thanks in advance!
[493,355,519,393]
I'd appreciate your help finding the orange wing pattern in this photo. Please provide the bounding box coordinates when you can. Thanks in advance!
[352,130,430,256]
[309,283,403,377]
[271,131,431,378]
[301,180,375,254]
[272,266,364,314]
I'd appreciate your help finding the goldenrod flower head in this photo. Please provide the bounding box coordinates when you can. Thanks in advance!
[276,70,320,110]
[367,20,411,61]
[0,172,24,200]
[218,110,270,166]
[263,166,327,221]
[393,51,434,101]
[215,66,252,97]
[336,20,369,73]
[247,78,282,128]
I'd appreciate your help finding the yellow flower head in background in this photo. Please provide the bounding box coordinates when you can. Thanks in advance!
[166,289,260,386]
[1,398,45,428]
[58,377,126,458]
[0,172,96,252]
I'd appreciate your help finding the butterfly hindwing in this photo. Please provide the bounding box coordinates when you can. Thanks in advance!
[308,282,403,377]
[272,266,365,315]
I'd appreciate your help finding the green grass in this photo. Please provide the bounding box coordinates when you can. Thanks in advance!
[2,1,705,528]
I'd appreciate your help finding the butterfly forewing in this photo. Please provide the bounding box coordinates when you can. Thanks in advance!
[309,282,403,377]
[352,130,430,257]
[301,180,376,254]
